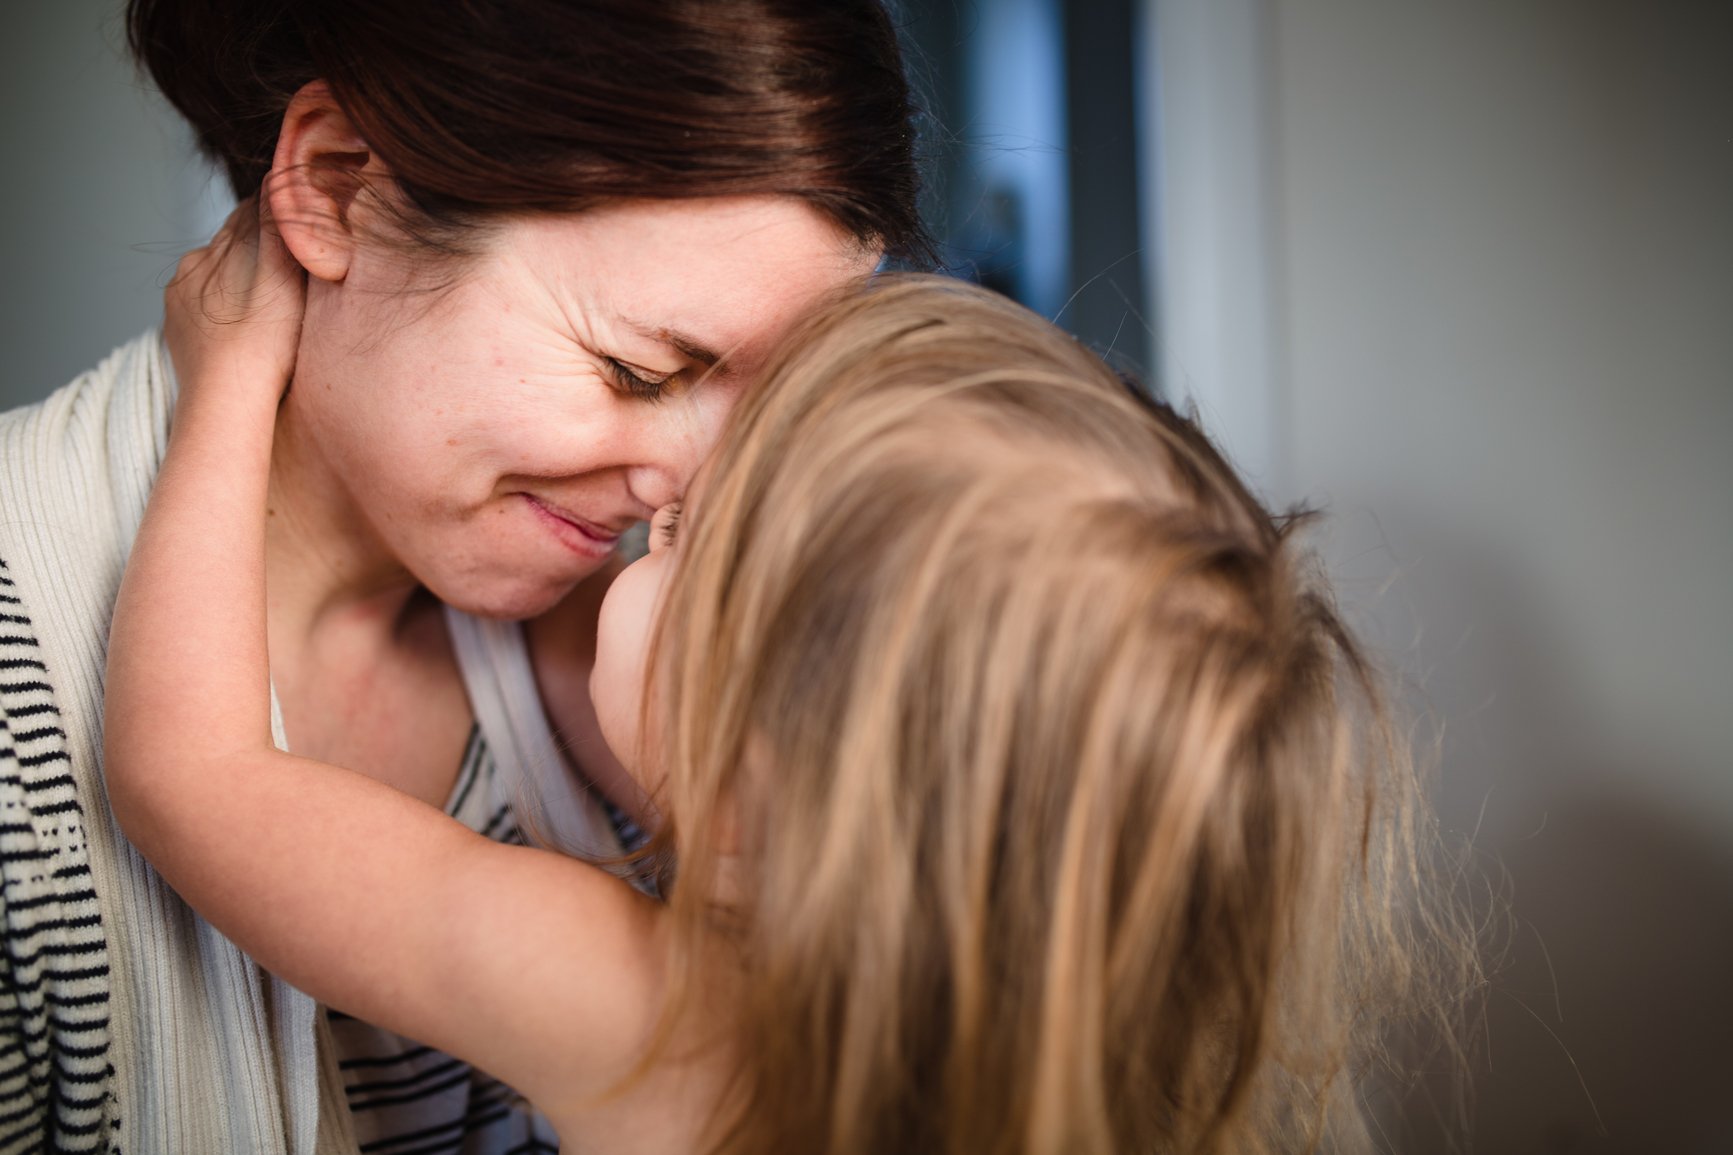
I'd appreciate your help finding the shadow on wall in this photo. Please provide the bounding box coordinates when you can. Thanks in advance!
[1341,516,1733,1154]
[1472,791,1733,1155]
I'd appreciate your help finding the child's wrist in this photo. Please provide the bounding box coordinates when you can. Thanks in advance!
[178,356,292,399]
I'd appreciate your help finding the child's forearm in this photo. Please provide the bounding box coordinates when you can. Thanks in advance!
[104,350,283,829]
[99,218,668,1118]
[105,205,304,860]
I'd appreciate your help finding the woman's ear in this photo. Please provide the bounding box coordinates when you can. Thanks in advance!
[264,81,388,284]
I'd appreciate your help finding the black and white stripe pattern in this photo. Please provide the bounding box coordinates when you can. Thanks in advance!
[0,556,117,1154]
[331,1010,550,1155]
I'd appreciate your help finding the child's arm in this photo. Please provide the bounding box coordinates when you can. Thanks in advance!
[103,206,667,1119]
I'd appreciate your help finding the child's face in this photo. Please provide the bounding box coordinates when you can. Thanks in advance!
[590,504,683,788]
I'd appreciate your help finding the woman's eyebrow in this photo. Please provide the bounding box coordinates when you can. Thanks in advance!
[625,321,722,368]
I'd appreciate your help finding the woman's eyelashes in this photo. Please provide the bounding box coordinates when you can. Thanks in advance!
[603,356,679,401]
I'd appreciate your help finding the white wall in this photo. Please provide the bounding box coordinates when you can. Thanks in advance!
[1142,0,1284,492]
[1,0,229,410]
[1153,0,1733,1150]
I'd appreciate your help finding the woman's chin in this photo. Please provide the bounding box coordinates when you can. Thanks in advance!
[413,516,620,621]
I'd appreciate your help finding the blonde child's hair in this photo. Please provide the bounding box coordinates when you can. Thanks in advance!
[638,275,1475,1153]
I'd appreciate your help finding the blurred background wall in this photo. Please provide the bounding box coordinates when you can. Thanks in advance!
[6,2,1730,1150]
[1146,2,1733,1151]
[0,0,228,407]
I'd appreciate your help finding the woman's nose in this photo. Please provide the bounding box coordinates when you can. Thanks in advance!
[624,383,734,510]
[624,461,687,515]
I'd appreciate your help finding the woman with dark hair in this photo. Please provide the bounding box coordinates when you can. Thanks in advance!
[0,2,924,1151]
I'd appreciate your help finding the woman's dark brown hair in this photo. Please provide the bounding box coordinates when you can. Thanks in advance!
[128,0,928,261]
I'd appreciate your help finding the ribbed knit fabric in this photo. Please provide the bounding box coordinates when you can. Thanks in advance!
[0,335,358,1155]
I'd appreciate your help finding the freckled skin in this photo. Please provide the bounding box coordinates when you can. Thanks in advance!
[282,197,878,621]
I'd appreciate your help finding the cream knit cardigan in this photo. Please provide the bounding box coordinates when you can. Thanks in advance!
[0,335,357,1155]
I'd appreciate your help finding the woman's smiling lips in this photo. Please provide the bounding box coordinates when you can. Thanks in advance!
[521,493,628,559]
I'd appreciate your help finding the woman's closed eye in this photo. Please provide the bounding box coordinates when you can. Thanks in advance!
[603,356,679,401]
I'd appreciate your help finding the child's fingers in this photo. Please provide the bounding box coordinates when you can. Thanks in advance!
[252,192,308,326]
[170,197,304,325]
[161,193,305,398]
[210,199,256,255]
[166,202,256,322]
[254,191,294,274]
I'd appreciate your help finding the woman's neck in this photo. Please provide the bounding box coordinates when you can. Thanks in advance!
[264,395,424,650]
[257,393,475,805]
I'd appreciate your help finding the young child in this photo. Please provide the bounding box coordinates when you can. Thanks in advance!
[105,213,1468,1153]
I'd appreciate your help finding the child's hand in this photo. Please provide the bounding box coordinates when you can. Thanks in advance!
[163,198,306,404]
